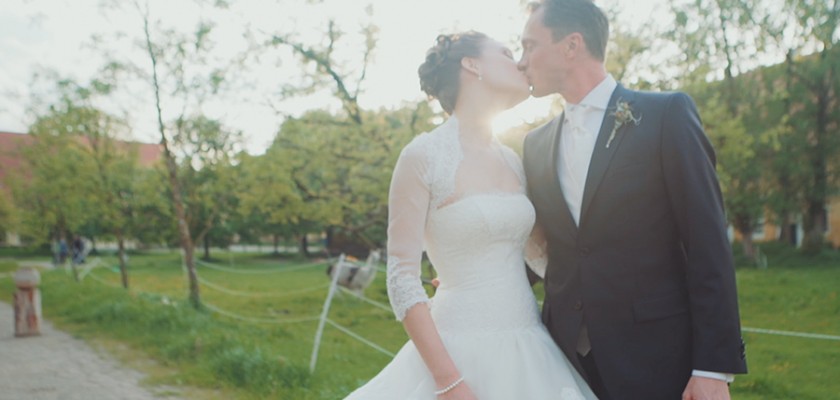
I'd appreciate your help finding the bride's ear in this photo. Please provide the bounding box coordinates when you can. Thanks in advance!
[460,57,482,80]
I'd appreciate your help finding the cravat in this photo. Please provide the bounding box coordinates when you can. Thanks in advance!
[564,104,587,136]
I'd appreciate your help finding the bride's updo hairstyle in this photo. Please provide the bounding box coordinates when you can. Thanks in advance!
[418,31,489,114]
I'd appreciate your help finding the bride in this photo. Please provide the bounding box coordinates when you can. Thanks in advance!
[344,32,596,400]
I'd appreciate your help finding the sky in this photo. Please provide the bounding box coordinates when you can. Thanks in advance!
[0,0,670,154]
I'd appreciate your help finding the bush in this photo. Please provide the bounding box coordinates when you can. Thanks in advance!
[37,273,312,396]
[210,346,310,393]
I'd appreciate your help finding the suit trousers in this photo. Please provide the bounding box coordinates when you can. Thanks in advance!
[579,351,610,400]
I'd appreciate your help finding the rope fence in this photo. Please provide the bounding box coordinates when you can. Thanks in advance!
[338,286,393,313]
[186,252,400,367]
[195,258,327,274]
[77,251,840,376]
[325,318,396,358]
[197,274,330,298]
[78,258,104,280]
[742,327,840,341]
[86,270,124,289]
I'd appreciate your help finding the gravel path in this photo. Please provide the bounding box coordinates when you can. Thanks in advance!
[0,300,181,400]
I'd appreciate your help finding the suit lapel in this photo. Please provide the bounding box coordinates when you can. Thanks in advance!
[579,85,636,227]
[542,114,578,240]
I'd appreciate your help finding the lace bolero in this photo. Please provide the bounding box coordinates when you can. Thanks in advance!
[386,117,547,321]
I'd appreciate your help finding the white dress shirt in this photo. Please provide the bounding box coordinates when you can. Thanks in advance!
[557,75,617,226]
[556,75,734,383]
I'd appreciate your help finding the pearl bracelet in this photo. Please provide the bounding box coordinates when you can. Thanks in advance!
[434,376,465,396]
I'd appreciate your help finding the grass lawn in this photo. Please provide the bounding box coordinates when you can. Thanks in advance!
[0,245,838,399]
[731,260,840,398]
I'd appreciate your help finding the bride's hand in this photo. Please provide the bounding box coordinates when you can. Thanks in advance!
[438,382,478,400]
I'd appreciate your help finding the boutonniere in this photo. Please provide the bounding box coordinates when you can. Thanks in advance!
[606,99,642,148]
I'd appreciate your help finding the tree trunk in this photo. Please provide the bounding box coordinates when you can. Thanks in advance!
[802,79,830,254]
[142,11,200,308]
[739,229,756,260]
[203,235,211,261]
[734,216,756,261]
[802,201,826,253]
[89,237,98,255]
[776,213,793,245]
[325,227,334,256]
[51,230,60,267]
[299,234,309,258]
[63,227,79,283]
[272,233,280,255]
[117,230,129,289]
[800,43,837,254]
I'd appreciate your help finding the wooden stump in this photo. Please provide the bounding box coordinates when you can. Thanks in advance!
[13,267,42,337]
[13,288,42,337]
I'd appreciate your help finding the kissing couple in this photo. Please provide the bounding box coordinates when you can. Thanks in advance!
[345,0,747,399]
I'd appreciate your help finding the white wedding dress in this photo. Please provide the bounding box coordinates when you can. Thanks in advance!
[344,117,596,400]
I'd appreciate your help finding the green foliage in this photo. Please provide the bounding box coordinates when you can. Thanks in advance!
[8,76,164,295]
[602,3,659,89]
[129,168,177,246]
[670,0,840,253]
[0,190,17,239]
[210,346,310,392]
[689,87,767,250]
[171,115,243,257]
[12,102,101,244]
[0,250,837,399]
[238,103,436,250]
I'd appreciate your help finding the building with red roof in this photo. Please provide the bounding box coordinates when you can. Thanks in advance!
[0,131,163,245]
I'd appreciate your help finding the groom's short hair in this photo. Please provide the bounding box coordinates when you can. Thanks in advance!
[529,0,609,61]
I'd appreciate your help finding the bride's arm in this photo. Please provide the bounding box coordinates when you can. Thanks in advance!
[525,222,548,280]
[402,306,462,389]
[386,145,465,392]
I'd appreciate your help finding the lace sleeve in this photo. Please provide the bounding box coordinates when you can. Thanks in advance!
[386,141,432,321]
[525,224,547,279]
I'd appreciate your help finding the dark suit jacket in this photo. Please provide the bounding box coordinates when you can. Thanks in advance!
[523,85,748,399]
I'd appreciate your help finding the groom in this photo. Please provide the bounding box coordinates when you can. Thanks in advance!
[518,0,747,398]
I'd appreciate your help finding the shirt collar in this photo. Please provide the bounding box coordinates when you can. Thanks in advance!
[573,75,617,111]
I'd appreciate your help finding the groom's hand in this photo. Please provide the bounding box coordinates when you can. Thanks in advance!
[682,376,731,400]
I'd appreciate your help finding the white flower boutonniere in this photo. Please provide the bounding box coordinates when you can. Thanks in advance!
[606,99,642,148]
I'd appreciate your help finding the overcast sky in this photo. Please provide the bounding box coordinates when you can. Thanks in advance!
[0,0,670,154]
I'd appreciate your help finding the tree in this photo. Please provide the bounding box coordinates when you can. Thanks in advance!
[668,0,777,259]
[129,167,178,247]
[0,190,17,244]
[697,93,766,257]
[15,74,153,286]
[41,78,148,289]
[97,0,243,307]
[261,7,420,255]
[13,101,100,279]
[779,0,840,252]
[734,0,840,251]
[172,116,242,261]
[603,2,662,90]
[241,103,434,258]
[80,111,142,289]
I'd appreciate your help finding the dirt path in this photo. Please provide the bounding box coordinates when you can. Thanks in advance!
[0,300,181,400]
